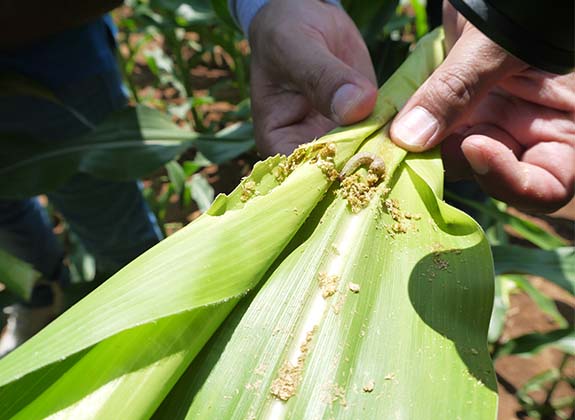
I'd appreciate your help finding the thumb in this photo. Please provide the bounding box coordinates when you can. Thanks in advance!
[390,27,525,152]
[285,40,377,125]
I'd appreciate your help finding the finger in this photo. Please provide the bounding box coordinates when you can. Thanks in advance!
[273,25,377,126]
[441,132,472,181]
[251,66,335,156]
[461,130,574,213]
[390,24,525,152]
[261,113,336,157]
[470,91,575,149]
[254,101,335,157]
[442,124,523,181]
[285,43,377,126]
[499,69,575,112]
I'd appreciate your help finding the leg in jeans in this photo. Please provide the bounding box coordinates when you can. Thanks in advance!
[48,175,162,277]
[0,71,162,286]
[46,70,163,276]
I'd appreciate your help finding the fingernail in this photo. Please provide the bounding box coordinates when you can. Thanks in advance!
[392,106,439,149]
[331,84,363,124]
[464,145,489,175]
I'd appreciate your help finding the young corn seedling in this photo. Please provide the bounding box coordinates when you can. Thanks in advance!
[0,28,497,420]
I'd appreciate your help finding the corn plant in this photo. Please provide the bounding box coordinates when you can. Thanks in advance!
[0,29,502,419]
[116,0,250,132]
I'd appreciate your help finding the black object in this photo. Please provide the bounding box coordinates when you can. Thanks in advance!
[449,0,574,74]
[426,0,443,30]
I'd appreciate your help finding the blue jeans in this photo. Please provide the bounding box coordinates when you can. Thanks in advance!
[0,69,162,290]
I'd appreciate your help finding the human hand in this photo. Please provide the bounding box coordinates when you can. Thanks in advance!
[390,3,575,213]
[248,0,377,156]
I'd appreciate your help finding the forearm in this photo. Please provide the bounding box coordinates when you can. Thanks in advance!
[0,0,123,49]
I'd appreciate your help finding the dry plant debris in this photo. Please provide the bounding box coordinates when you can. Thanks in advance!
[431,243,450,271]
[433,253,450,270]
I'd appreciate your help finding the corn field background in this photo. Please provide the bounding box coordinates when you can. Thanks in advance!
[0,0,573,419]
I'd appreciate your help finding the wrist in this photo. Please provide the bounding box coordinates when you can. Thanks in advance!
[231,0,342,36]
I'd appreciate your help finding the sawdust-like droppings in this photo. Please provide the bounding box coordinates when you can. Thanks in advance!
[383,198,418,235]
[337,152,387,213]
[323,383,348,407]
[318,272,339,298]
[339,174,374,213]
[240,180,257,202]
[362,379,375,393]
[270,327,317,401]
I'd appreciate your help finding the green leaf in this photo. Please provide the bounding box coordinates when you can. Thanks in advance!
[493,246,574,295]
[410,0,429,38]
[488,275,511,343]
[495,329,575,358]
[0,71,384,416]
[515,367,560,413]
[166,161,187,196]
[519,367,560,396]
[188,173,214,212]
[195,121,255,164]
[0,105,196,199]
[0,249,40,301]
[445,194,567,250]
[0,157,338,419]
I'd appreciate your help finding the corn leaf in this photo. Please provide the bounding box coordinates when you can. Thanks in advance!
[0,155,337,418]
[194,121,255,164]
[166,160,187,195]
[492,246,574,295]
[444,193,567,250]
[495,329,575,359]
[488,275,512,343]
[0,105,196,199]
